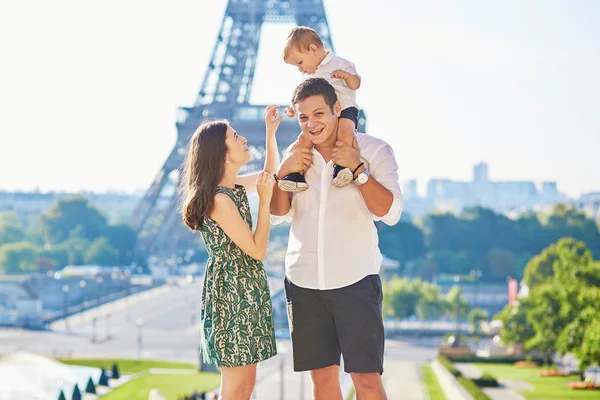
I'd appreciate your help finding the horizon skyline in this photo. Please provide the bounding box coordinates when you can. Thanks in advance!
[1,1,598,198]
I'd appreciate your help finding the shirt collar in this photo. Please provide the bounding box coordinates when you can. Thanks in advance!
[316,51,335,71]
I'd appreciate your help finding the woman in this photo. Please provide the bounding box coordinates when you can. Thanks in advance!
[180,106,283,399]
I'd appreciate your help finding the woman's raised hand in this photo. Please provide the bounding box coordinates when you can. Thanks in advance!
[265,105,284,137]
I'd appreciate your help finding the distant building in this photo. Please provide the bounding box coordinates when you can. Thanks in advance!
[404,162,568,216]
[402,179,418,199]
[473,162,489,182]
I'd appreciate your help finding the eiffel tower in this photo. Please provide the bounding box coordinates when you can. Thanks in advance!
[131,0,366,256]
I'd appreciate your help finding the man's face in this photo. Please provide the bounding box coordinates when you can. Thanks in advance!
[295,95,341,146]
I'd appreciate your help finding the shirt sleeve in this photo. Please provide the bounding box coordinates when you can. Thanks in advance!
[368,144,404,226]
[270,208,294,225]
[343,60,360,79]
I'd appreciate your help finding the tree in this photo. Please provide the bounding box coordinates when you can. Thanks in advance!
[0,211,25,245]
[578,318,600,371]
[383,277,423,319]
[415,282,445,323]
[0,242,42,273]
[522,237,593,288]
[496,301,535,346]
[56,238,90,265]
[468,308,489,336]
[105,224,138,265]
[445,286,471,346]
[526,284,567,366]
[42,197,108,244]
[377,221,427,264]
[84,238,118,266]
[486,248,517,279]
[545,204,600,257]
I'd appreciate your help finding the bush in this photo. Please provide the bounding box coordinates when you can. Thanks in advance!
[445,354,545,364]
[437,356,492,400]
[458,376,493,399]
[472,373,499,387]
[438,355,461,377]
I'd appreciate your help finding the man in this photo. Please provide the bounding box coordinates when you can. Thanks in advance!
[270,78,403,400]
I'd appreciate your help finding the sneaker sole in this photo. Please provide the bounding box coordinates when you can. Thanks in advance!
[278,181,309,193]
[332,169,354,187]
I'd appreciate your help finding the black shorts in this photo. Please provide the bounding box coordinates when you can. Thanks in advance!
[340,106,359,129]
[284,275,384,373]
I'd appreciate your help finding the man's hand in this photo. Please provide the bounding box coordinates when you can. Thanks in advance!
[331,69,350,80]
[332,140,361,170]
[277,148,312,178]
[284,105,296,118]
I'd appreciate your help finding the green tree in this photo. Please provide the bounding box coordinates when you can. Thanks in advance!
[84,238,118,266]
[468,308,489,336]
[523,237,593,288]
[486,248,517,279]
[415,281,445,323]
[105,224,138,265]
[496,300,535,346]
[42,197,108,244]
[545,204,600,257]
[0,242,42,273]
[377,221,427,264]
[526,284,565,366]
[445,286,471,346]
[55,238,90,265]
[0,211,25,245]
[578,318,600,371]
[383,277,423,319]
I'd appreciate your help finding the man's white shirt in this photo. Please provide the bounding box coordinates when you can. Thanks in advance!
[304,51,359,110]
[271,134,403,290]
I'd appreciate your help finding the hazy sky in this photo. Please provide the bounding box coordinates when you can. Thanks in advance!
[0,0,598,197]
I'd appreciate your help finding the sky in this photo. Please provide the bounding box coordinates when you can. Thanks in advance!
[0,0,598,197]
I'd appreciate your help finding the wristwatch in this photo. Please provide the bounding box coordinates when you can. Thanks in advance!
[355,169,370,186]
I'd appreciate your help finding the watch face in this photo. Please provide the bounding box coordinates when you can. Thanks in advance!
[358,172,368,184]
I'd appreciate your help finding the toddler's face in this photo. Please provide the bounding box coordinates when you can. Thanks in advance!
[286,49,320,75]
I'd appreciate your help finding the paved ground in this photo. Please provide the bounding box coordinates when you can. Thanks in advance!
[2,278,438,399]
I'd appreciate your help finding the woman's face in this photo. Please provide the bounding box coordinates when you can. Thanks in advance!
[224,125,251,166]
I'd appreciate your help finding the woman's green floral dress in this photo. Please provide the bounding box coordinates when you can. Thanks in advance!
[199,185,277,367]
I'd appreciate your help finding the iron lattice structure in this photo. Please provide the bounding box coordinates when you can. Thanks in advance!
[131,0,366,255]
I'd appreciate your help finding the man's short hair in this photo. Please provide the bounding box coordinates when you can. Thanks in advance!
[291,78,338,112]
[283,26,324,62]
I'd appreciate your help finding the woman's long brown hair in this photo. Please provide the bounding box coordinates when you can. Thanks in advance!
[180,119,229,230]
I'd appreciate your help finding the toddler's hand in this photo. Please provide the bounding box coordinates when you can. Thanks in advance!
[284,106,296,118]
[331,69,348,80]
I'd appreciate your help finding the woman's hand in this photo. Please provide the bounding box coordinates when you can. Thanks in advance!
[256,171,275,202]
[265,105,284,137]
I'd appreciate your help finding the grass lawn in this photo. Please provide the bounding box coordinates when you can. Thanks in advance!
[58,358,196,374]
[422,364,447,400]
[102,373,221,400]
[473,363,599,400]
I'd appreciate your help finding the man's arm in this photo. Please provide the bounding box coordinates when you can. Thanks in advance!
[270,184,292,217]
[332,141,403,224]
[270,147,313,217]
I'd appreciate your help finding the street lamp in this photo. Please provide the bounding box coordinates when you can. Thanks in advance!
[62,285,70,332]
[79,280,87,308]
[96,276,104,306]
[136,318,144,359]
